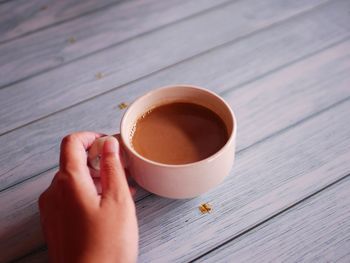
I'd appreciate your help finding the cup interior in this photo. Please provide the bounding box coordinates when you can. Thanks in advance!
[120,85,235,165]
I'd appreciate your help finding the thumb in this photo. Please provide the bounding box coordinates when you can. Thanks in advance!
[99,136,131,201]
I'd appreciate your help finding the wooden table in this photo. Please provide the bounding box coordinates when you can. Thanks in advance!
[1,0,350,262]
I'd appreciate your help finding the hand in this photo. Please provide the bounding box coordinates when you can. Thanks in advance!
[39,132,138,263]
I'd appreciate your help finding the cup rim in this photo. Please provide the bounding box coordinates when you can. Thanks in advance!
[120,84,237,168]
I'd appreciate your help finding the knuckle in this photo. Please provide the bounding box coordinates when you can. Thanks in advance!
[61,135,72,146]
[103,152,117,160]
[54,174,71,190]
[116,196,136,213]
[55,174,66,185]
[102,155,117,173]
[109,187,134,205]
[102,164,117,177]
[61,133,77,147]
[105,193,133,208]
[61,160,79,174]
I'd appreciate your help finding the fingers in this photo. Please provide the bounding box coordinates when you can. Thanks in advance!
[92,178,136,198]
[60,131,103,174]
[58,132,103,202]
[99,136,132,202]
[130,186,137,198]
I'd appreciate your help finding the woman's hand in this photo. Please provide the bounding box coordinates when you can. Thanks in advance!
[39,132,138,263]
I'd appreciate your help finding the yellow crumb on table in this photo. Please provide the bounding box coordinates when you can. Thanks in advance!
[68,37,76,44]
[118,102,128,110]
[95,72,104,79]
[199,203,212,214]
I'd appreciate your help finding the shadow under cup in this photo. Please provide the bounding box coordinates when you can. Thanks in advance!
[120,85,236,199]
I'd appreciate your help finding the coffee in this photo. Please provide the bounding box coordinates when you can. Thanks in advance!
[131,102,228,165]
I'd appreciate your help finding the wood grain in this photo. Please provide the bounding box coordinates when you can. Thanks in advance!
[3,38,350,262]
[0,0,231,88]
[0,0,334,135]
[135,96,350,262]
[0,0,349,191]
[0,0,120,43]
[197,175,350,263]
[2,0,350,261]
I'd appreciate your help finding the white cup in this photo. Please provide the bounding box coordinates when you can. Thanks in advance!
[88,85,237,199]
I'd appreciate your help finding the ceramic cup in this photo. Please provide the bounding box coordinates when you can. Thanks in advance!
[88,85,237,199]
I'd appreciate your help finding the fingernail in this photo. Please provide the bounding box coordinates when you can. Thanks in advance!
[103,136,119,153]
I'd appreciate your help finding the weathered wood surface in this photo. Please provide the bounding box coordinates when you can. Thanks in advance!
[0,0,120,43]
[0,0,230,88]
[1,0,350,262]
[3,37,350,263]
[1,0,349,192]
[11,73,350,262]
[0,0,331,134]
[102,45,350,262]
[197,175,350,263]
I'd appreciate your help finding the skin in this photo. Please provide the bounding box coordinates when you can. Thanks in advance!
[38,132,138,263]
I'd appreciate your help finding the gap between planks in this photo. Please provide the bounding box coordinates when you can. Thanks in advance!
[8,97,350,262]
[135,100,350,261]
[0,0,125,45]
[0,0,342,137]
[190,172,350,262]
[0,0,348,193]
[2,91,350,197]
[10,83,349,263]
[0,0,234,89]
[2,39,350,262]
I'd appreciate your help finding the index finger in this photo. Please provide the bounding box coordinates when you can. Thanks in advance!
[60,131,103,173]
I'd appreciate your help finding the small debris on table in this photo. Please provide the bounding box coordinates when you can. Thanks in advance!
[68,37,76,44]
[199,203,212,214]
[95,72,104,79]
[40,5,48,11]
[118,102,128,110]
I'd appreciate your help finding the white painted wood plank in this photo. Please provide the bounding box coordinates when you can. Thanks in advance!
[0,0,349,191]
[0,0,119,43]
[0,0,334,135]
[3,38,350,262]
[135,97,350,262]
[0,0,231,87]
[11,84,350,263]
[198,176,350,263]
